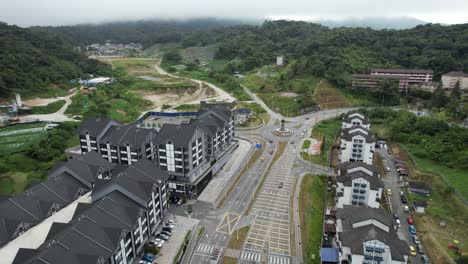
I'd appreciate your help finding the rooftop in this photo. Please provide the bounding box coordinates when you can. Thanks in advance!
[371,68,433,74]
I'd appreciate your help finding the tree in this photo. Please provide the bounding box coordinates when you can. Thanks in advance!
[431,84,448,109]
[451,80,461,100]
[162,50,183,65]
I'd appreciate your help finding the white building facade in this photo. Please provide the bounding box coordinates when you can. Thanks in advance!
[339,127,376,165]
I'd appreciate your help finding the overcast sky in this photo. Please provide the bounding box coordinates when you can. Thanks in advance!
[1,0,467,27]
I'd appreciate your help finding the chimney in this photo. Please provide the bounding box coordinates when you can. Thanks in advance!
[15,94,22,107]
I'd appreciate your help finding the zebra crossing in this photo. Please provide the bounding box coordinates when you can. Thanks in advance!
[269,255,291,264]
[195,243,214,254]
[240,250,262,262]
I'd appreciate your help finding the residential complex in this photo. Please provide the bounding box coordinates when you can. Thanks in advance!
[336,206,409,264]
[339,126,376,165]
[76,101,238,197]
[322,112,409,264]
[441,71,468,92]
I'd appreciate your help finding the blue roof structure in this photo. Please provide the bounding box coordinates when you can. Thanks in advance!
[321,247,339,263]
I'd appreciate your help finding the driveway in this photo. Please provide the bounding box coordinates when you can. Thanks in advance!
[378,148,421,264]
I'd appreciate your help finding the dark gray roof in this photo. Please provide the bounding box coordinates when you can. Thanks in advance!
[337,171,384,190]
[409,181,431,191]
[102,123,156,146]
[75,117,119,136]
[157,120,199,146]
[92,159,168,205]
[371,68,433,74]
[341,127,376,142]
[443,71,468,77]
[342,112,370,124]
[413,200,428,208]
[337,206,409,261]
[14,194,142,264]
[339,162,379,177]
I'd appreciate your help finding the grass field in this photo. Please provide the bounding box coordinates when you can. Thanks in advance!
[301,118,341,166]
[391,144,468,263]
[0,123,47,156]
[227,226,250,250]
[31,100,65,114]
[300,175,327,264]
[314,79,368,109]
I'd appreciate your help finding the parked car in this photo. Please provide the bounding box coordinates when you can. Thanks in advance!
[409,246,417,256]
[290,141,295,144]
[407,217,414,225]
[412,235,420,245]
[164,223,174,229]
[401,196,408,204]
[395,219,401,228]
[260,157,265,162]
[404,205,410,212]
[393,214,399,220]
[157,234,169,240]
[420,255,431,264]
[417,244,425,254]
[142,255,155,263]
[167,219,174,225]
[409,225,417,235]
[305,117,309,120]
[161,230,172,237]
[387,188,392,195]
[162,227,172,232]
[150,238,164,248]
[139,260,149,264]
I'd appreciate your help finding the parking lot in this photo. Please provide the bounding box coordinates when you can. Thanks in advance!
[147,215,199,264]
[378,147,423,264]
[240,146,295,264]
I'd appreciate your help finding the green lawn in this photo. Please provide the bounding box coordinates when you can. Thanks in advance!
[0,123,47,156]
[405,144,468,201]
[302,118,341,166]
[300,175,327,264]
[32,100,65,114]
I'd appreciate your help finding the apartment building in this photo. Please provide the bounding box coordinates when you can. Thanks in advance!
[76,101,238,197]
[0,151,114,249]
[336,206,409,264]
[441,71,468,92]
[371,69,433,84]
[12,160,169,264]
[336,170,384,208]
[342,112,371,129]
[339,126,376,165]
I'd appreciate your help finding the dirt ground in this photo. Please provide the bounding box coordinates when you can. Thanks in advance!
[22,98,60,107]
[136,86,216,111]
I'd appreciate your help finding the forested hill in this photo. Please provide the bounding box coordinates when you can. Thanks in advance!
[210,21,468,87]
[0,22,110,97]
[31,18,253,47]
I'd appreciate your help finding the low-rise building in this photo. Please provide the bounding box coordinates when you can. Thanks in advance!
[351,74,410,90]
[413,200,428,214]
[408,182,431,196]
[371,69,433,84]
[336,206,409,264]
[339,126,376,165]
[441,71,468,92]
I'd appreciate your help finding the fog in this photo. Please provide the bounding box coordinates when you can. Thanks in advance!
[1,0,467,27]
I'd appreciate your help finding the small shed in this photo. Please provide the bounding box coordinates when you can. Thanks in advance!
[320,247,339,264]
[409,182,431,196]
[413,200,428,214]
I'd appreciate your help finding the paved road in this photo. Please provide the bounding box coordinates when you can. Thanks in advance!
[378,148,422,264]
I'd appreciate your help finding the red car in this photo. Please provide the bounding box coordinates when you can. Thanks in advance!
[407,217,414,225]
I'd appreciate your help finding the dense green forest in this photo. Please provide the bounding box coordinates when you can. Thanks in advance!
[0,22,110,97]
[39,20,468,88]
[32,18,252,47]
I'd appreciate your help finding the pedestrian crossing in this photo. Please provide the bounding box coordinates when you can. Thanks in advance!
[268,255,291,264]
[196,243,214,254]
[240,250,262,262]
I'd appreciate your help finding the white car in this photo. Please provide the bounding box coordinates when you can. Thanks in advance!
[404,205,410,212]
[167,219,174,225]
[386,167,391,172]
[395,219,401,228]
[150,238,165,248]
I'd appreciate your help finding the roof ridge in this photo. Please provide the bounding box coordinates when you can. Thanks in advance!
[118,125,134,145]
[39,183,69,203]
[71,226,113,253]
[8,198,40,221]
[96,204,132,229]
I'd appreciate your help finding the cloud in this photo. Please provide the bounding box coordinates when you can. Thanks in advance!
[1,0,467,26]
